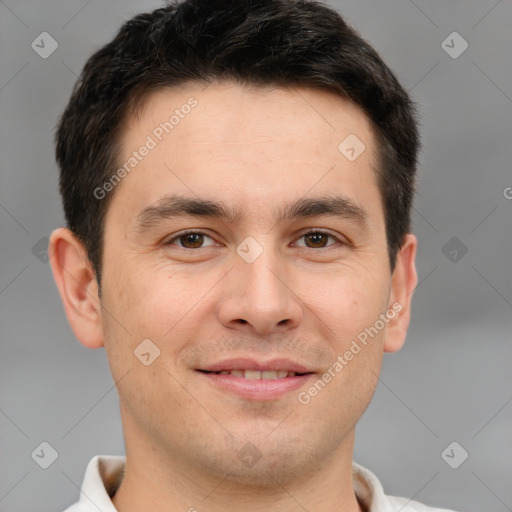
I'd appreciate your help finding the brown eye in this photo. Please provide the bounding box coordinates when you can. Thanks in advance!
[295,231,339,249]
[167,231,216,249]
[304,232,330,248]
[179,233,204,248]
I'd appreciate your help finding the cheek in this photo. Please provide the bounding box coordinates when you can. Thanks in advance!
[101,261,211,367]
[307,265,390,341]
[102,259,172,331]
[99,263,158,377]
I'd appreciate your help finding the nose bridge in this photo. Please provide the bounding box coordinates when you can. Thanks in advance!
[234,233,280,292]
[241,244,285,296]
[216,235,303,334]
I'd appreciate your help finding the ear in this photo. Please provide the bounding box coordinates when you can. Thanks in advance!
[383,233,418,353]
[49,228,104,349]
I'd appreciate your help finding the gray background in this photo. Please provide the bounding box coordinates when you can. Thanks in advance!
[0,1,511,511]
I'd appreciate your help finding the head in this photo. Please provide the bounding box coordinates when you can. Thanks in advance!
[50,0,418,490]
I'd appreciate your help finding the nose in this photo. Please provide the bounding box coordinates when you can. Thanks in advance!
[216,246,303,336]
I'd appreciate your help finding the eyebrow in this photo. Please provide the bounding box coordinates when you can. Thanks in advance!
[134,193,368,231]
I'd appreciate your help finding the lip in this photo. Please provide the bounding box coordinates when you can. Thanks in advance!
[198,358,312,373]
[196,358,316,400]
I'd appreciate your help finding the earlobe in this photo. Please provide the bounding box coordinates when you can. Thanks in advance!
[383,233,418,353]
[49,228,104,349]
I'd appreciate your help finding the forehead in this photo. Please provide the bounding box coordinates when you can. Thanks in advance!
[126,81,374,148]
[109,82,382,228]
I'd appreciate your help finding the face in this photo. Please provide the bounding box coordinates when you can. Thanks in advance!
[96,82,407,486]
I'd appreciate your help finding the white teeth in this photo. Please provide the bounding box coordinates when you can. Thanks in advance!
[216,370,298,379]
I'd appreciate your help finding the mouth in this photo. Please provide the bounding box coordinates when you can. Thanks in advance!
[195,358,316,400]
[198,369,308,379]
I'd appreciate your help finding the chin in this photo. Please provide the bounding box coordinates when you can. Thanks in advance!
[184,427,335,490]
[219,446,320,489]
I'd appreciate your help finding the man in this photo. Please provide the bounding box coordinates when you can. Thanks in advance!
[49,1,456,510]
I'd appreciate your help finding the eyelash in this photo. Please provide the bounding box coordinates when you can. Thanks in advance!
[164,229,345,249]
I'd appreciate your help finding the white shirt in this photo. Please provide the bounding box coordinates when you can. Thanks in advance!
[63,455,457,512]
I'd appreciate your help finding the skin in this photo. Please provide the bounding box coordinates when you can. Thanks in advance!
[50,82,417,512]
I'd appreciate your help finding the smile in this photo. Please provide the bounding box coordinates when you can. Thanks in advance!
[204,369,303,379]
[197,369,314,400]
